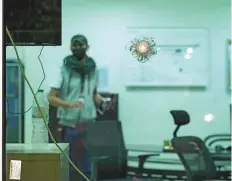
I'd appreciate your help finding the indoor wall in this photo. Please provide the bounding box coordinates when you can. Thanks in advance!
[6,0,231,144]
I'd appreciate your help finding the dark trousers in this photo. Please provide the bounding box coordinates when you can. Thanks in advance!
[49,124,91,181]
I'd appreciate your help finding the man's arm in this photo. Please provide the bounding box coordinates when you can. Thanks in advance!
[47,68,83,108]
[48,88,69,108]
[48,88,83,108]
[93,88,104,105]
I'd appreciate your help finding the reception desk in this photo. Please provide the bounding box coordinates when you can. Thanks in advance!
[6,143,69,181]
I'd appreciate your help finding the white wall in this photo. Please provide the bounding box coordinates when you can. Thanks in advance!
[6,0,231,144]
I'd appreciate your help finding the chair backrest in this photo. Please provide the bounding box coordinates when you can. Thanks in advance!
[84,120,127,179]
[84,121,127,157]
[172,136,217,181]
[170,110,190,137]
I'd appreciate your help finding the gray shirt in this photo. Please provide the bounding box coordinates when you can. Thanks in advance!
[51,65,98,127]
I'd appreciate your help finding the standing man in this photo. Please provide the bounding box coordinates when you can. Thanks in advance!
[48,34,108,181]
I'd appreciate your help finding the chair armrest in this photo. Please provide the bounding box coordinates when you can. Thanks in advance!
[137,154,160,175]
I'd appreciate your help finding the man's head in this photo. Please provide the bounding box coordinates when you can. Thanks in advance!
[70,34,89,60]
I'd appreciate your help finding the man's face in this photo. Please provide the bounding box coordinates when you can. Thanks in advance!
[71,41,87,50]
[71,40,89,60]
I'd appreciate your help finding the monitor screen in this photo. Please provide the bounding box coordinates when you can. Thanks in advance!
[5,0,62,46]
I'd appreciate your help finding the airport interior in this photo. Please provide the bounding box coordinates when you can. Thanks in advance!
[5,0,232,181]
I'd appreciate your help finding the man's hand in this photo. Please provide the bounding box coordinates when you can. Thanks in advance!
[66,101,84,108]
[97,98,112,115]
[102,98,112,111]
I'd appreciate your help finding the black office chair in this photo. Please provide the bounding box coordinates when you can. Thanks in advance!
[83,121,162,181]
[170,110,230,181]
[204,134,231,152]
